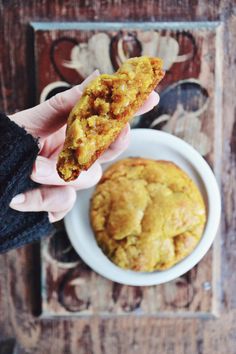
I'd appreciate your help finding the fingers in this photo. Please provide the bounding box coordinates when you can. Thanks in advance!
[39,125,66,157]
[10,76,158,140]
[98,124,130,163]
[135,91,160,116]
[10,186,77,223]
[9,71,100,138]
[110,124,130,150]
[48,211,71,223]
[45,69,100,119]
[31,156,102,189]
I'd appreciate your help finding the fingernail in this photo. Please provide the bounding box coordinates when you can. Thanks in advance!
[74,86,83,94]
[35,157,53,177]
[117,126,130,143]
[10,193,25,205]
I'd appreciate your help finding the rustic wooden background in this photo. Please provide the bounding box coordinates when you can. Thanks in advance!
[0,1,236,353]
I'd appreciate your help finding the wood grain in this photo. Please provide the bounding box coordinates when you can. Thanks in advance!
[0,0,235,353]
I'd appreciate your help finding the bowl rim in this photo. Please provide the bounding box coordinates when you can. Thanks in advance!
[64,129,221,286]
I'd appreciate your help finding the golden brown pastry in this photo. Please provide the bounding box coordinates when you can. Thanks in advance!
[57,57,164,181]
[90,158,206,271]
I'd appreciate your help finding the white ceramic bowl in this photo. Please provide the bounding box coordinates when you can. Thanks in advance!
[64,129,221,286]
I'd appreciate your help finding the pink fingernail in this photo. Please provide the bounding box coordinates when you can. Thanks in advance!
[10,193,25,205]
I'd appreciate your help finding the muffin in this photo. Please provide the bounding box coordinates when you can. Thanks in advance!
[57,56,164,181]
[90,158,206,271]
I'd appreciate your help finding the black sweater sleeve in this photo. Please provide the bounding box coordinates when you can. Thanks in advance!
[0,112,54,253]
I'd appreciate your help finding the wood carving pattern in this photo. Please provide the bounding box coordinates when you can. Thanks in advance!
[33,24,220,316]
[39,30,210,157]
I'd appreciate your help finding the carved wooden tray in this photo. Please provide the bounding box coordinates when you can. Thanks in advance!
[32,22,222,317]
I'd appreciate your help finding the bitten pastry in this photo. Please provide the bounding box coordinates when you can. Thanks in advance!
[57,56,164,181]
[90,158,206,272]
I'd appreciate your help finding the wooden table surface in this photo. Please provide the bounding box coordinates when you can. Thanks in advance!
[0,1,236,353]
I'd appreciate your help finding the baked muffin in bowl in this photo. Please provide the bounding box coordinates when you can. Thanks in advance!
[90,158,206,272]
[64,129,221,286]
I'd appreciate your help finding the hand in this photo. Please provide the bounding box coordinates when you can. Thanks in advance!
[9,71,159,222]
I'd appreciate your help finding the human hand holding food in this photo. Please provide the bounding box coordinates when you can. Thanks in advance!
[9,69,160,222]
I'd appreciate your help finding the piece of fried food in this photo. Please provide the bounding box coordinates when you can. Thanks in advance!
[57,57,164,181]
[90,158,206,272]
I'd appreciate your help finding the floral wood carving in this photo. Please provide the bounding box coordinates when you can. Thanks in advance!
[33,24,220,316]
[40,30,209,157]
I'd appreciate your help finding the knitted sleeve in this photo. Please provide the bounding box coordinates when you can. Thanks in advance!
[0,112,54,253]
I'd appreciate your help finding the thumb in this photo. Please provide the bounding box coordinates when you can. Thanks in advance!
[9,70,100,138]
[31,155,102,189]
